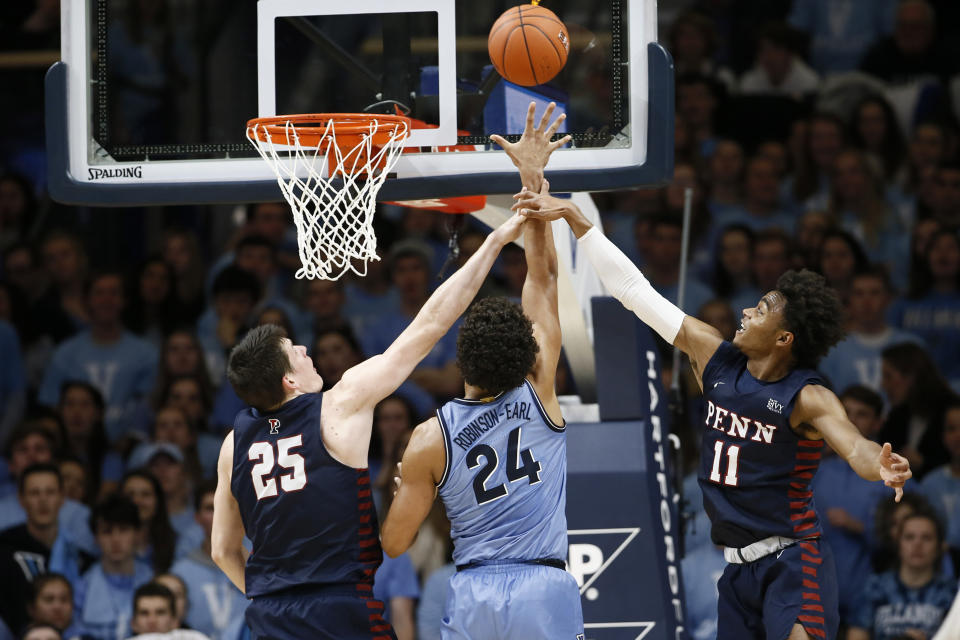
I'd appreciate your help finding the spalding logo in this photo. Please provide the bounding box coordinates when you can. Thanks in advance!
[558,31,570,52]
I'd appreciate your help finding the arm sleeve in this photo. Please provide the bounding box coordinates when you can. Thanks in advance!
[577,227,686,344]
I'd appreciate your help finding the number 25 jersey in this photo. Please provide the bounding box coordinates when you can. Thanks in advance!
[699,341,826,548]
[230,393,380,597]
[437,379,568,566]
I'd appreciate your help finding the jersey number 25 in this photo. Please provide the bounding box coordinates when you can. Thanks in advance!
[466,426,541,505]
[248,435,307,500]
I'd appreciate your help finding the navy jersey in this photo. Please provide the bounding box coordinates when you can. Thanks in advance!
[437,380,568,565]
[698,342,826,548]
[231,393,380,597]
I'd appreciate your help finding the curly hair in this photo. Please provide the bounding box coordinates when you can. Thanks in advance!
[456,298,538,395]
[775,270,845,369]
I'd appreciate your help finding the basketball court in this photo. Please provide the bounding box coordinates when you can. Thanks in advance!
[47,0,684,637]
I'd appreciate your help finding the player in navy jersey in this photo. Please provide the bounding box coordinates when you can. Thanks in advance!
[516,188,914,640]
[381,103,583,639]
[209,212,526,640]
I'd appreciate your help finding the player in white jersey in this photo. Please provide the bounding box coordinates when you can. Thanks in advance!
[381,103,583,639]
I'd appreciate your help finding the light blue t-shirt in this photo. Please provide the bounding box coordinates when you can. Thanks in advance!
[372,552,420,623]
[360,310,461,372]
[171,549,248,640]
[812,454,890,622]
[73,561,153,640]
[921,466,960,550]
[681,543,726,640]
[788,0,897,74]
[37,331,158,443]
[437,380,568,566]
[891,292,960,391]
[852,570,956,640]
[818,328,922,396]
[655,278,715,318]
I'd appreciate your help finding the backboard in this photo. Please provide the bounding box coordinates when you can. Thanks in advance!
[47,0,673,205]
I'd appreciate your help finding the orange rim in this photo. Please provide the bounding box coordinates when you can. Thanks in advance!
[247,113,411,148]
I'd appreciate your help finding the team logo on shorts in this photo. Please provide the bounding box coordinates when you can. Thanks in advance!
[268,419,281,434]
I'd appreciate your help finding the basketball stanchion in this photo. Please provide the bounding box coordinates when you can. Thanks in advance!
[246,113,411,281]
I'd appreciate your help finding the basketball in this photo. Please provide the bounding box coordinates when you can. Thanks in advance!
[488,3,570,87]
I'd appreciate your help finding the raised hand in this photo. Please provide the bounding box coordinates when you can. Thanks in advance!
[512,179,571,222]
[490,102,572,189]
[490,212,527,246]
[878,442,912,502]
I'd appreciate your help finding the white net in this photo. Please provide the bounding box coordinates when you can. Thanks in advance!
[247,116,410,280]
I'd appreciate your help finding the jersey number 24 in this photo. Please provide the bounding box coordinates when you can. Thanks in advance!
[466,426,541,505]
[248,435,307,500]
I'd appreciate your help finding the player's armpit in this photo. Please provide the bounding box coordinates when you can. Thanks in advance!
[381,418,446,558]
[673,316,723,388]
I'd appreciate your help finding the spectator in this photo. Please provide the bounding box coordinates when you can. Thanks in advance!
[120,470,177,574]
[900,121,955,196]
[0,427,95,554]
[57,382,122,502]
[34,231,88,343]
[640,213,713,315]
[829,149,909,281]
[342,248,400,336]
[880,342,958,478]
[0,173,36,253]
[72,494,152,640]
[0,318,26,446]
[361,240,463,398]
[706,139,745,215]
[372,553,419,640]
[849,511,956,640]
[298,279,352,338]
[667,11,736,90]
[232,236,289,308]
[25,574,83,640]
[893,229,960,390]
[149,576,187,631]
[123,258,180,349]
[794,210,832,269]
[150,332,214,417]
[38,271,158,443]
[740,22,820,97]
[232,202,299,276]
[818,267,921,396]
[811,385,890,625]
[3,243,44,307]
[130,444,202,555]
[849,95,908,182]
[141,405,217,482]
[676,73,721,159]
[930,161,960,227]
[860,0,958,86]
[129,584,178,637]
[155,376,213,436]
[708,225,759,314]
[195,267,259,388]
[714,156,795,234]
[816,228,870,305]
[750,228,793,295]
[788,0,896,74]
[872,492,940,574]
[415,563,456,640]
[58,458,87,505]
[169,482,246,640]
[921,402,960,571]
[370,395,416,513]
[160,229,204,325]
[0,465,92,635]
[790,113,845,211]
[697,300,737,342]
[681,543,726,640]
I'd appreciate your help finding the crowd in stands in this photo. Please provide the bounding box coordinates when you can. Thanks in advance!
[2,0,960,639]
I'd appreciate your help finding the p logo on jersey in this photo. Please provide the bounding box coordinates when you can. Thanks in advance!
[268,419,281,435]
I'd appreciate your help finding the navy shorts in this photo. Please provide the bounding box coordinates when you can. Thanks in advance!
[246,585,396,640]
[717,538,839,640]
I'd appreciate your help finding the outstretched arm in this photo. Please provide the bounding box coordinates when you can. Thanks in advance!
[381,418,446,558]
[519,184,563,420]
[793,384,912,501]
[490,101,571,192]
[329,214,525,418]
[211,431,248,593]
[514,191,723,382]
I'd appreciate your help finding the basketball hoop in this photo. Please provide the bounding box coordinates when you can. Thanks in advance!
[246,113,411,280]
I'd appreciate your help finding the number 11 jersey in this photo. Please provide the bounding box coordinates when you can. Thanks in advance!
[231,393,380,597]
[436,379,568,566]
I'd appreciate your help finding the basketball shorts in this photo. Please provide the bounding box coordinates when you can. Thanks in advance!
[246,584,396,640]
[442,561,584,640]
[717,538,839,640]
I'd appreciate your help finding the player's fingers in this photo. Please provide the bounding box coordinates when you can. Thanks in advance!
[541,179,550,194]
[881,442,892,458]
[895,486,903,503]
[489,134,511,150]
[525,102,537,132]
[537,102,556,132]
[549,133,573,151]
[546,112,567,137]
